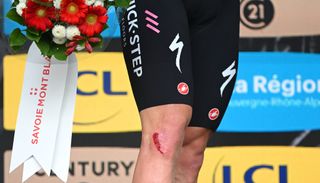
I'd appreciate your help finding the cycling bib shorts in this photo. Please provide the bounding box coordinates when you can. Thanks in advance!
[120,0,239,131]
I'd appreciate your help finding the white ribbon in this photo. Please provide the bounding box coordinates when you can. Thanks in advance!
[9,43,78,182]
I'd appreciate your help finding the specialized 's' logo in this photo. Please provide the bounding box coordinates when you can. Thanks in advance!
[169,33,184,73]
[208,108,220,121]
[144,10,160,33]
[177,82,189,95]
[220,61,236,97]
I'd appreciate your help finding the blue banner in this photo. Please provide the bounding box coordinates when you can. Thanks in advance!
[219,52,320,132]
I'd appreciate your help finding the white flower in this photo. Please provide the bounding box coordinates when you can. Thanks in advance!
[16,3,26,16]
[76,45,85,51]
[19,0,26,3]
[53,0,62,9]
[94,0,104,7]
[52,25,66,39]
[53,37,67,45]
[85,0,96,6]
[66,26,81,40]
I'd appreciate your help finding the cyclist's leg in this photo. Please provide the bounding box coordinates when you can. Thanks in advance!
[176,127,212,183]
[120,0,194,182]
[134,104,192,183]
[175,0,240,182]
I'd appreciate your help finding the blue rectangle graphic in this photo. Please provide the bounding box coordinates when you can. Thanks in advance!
[218,52,320,132]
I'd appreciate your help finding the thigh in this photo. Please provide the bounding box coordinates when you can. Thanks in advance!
[188,0,240,131]
[140,104,192,133]
[120,0,194,111]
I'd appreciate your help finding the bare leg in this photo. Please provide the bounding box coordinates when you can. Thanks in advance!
[175,127,212,183]
[132,104,192,183]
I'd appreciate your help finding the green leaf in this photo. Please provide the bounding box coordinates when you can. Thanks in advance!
[36,36,51,56]
[9,28,27,51]
[27,28,40,36]
[53,49,68,61]
[12,0,20,6]
[50,44,67,61]
[6,8,25,25]
[103,24,109,32]
[47,45,58,56]
[26,29,41,42]
[114,0,130,8]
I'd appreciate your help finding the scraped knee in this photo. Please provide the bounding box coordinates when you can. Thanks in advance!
[150,126,185,159]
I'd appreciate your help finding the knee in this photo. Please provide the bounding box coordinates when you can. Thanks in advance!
[139,104,192,158]
[150,125,186,158]
[151,130,182,158]
[141,115,190,159]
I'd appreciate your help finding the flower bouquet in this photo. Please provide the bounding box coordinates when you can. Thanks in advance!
[7,0,129,182]
[8,0,129,59]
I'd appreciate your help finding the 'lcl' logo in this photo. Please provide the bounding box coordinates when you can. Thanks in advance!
[221,165,288,183]
[77,71,127,96]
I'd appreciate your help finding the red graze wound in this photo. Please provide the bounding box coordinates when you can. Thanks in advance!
[152,132,164,154]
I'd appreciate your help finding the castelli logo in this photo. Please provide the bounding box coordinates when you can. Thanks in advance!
[208,108,220,121]
[177,82,189,95]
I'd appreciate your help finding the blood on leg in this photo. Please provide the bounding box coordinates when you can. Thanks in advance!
[152,132,165,154]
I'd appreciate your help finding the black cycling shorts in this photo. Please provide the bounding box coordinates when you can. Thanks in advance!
[120,0,239,131]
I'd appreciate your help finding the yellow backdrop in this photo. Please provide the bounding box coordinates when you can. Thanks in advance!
[4,53,141,133]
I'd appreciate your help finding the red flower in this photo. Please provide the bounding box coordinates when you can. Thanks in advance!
[22,1,55,32]
[65,45,76,55]
[60,0,88,24]
[85,41,93,53]
[78,6,108,37]
[88,37,101,43]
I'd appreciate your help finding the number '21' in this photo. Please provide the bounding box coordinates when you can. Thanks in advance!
[248,4,265,20]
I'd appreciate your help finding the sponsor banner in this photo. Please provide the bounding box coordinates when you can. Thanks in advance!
[5,52,320,133]
[198,146,320,183]
[240,0,320,37]
[220,52,320,132]
[2,1,120,38]
[5,147,320,182]
[4,52,141,133]
[4,147,138,183]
